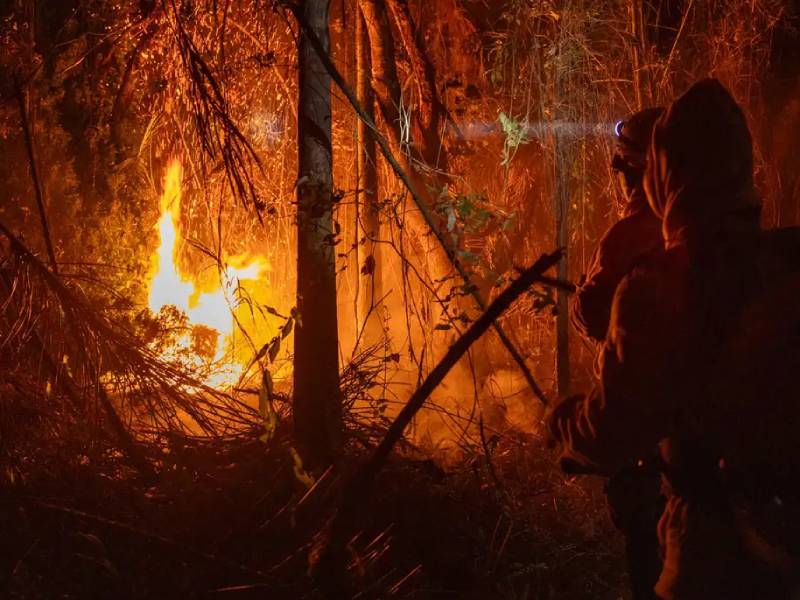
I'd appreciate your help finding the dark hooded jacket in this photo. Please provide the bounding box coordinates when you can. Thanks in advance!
[571,189,662,342]
[548,79,800,599]
[571,108,664,343]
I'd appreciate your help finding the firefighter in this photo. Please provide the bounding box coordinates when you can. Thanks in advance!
[548,78,800,599]
[571,107,664,343]
[571,107,665,600]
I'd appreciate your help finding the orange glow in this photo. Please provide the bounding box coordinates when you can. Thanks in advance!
[148,160,272,387]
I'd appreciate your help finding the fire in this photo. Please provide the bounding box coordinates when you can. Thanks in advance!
[147,160,270,386]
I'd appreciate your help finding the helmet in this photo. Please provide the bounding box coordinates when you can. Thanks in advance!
[613,106,665,170]
[612,107,664,194]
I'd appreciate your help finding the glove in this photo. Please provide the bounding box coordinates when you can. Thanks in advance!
[543,393,585,449]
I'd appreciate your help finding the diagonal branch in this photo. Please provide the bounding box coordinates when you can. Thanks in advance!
[15,75,58,274]
[353,249,564,487]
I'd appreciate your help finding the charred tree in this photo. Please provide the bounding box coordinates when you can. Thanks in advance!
[293,0,343,467]
[357,0,454,358]
[355,8,383,343]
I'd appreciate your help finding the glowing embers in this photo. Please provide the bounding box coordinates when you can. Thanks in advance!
[147,160,269,387]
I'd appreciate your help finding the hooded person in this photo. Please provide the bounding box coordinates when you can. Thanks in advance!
[570,106,666,600]
[571,107,665,343]
[547,78,800,599]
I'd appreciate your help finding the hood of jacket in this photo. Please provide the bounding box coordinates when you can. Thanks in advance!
[644,79,761,246]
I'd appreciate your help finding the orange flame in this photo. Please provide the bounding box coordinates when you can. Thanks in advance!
[147,160,271,387]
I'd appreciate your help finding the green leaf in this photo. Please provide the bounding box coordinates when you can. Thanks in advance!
[281,318,293,339]
[268,338,280,363]
[252,341,270,363]
[499,112,530,166]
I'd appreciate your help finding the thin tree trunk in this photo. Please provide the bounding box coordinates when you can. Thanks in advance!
[357,0,444,217]
[357,0,454,367]
[552,26,571,397]
[293,0,342,468]
[355,8,382,344]
[628,0,644,110]
[628,0,652,108]
[554,132,570,397]
[15,77,57,274]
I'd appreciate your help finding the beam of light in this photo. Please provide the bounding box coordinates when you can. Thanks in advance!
[459,119,620,141]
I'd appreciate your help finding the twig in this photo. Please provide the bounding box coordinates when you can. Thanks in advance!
[478,413,503,491]
[351,249,561,488]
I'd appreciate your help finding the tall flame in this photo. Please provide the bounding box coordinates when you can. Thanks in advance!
[148,160,270,386]
[149,161,194,316]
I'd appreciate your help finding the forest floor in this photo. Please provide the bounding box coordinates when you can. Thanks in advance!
[0,424,629,599]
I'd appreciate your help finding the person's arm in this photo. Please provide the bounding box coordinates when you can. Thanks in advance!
[551,264,684,472]
[571,214,662,342]
[571,244,613,341]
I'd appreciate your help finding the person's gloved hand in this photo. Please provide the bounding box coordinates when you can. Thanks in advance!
[543,393,585,449]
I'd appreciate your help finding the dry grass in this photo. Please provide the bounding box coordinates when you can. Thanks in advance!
[1,421,627,599]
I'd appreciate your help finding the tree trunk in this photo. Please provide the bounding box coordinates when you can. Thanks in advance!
[627,0,652,108]
[355,8,383,344]
[293,0,342,468]
[554,131,570,397]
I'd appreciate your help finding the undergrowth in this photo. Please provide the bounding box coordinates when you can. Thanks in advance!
[0,416,627,599]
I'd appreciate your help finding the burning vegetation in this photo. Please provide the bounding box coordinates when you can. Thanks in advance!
[147,159,274,387]
[2,1,800,598]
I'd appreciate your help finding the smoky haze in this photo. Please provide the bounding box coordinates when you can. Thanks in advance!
[460,119,618,141]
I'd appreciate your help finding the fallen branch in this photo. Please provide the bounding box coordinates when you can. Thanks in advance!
[285,2,556,407]
[312,249,564,595]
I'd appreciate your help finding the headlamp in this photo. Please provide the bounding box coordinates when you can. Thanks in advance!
[614,120,625,138]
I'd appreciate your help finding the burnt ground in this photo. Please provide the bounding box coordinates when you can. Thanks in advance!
[0,426,628,599]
